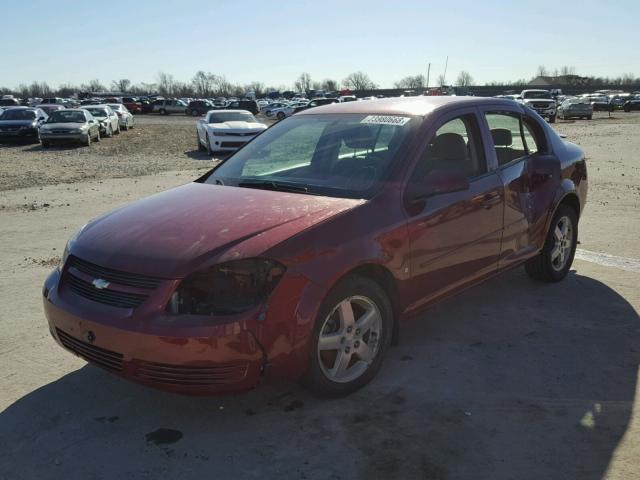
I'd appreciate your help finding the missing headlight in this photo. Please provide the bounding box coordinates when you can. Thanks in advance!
[168,258,286,316]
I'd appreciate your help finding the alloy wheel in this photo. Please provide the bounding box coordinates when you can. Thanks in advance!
[317,295,382,383]
[550,215,573,271]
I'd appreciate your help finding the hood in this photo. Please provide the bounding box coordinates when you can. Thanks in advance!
[72,182,363,278]
[208,121,266,131]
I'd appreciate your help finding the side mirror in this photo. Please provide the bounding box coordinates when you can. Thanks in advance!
[408,169,470,202]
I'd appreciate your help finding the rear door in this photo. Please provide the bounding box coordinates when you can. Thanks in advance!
[479,109,559,268]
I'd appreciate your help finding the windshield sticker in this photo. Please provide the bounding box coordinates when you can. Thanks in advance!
[361,115,411,126]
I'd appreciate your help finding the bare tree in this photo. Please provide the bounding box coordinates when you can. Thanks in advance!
[57,83,78,97]
[321,79,339,91]
[435,74,446,87]
[156,71,175,96]
[535,65,549,77]
[245,81,265,97]
[394,74,426,89]
[342,71,376,90]
[111,79,131,93]
[455,71,474,87]
[87,79,105,93]
[191,71,218,98]
[294,72,312,93]
[560,65,576,76]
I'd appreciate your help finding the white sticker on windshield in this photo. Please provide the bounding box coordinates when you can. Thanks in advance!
[361,115,411,126]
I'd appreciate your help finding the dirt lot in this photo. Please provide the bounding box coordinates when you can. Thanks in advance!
[0,112,639,480]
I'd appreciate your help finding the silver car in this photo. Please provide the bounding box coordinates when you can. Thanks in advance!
[80,105,120,137]
[39,109,101,147]
[107,104,135,130]
[557,99,593,120]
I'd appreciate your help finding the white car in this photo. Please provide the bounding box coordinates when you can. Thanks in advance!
[80,105,120,137]
[107,104,135,130]
[196,109,267,155]
[264,103,296,120]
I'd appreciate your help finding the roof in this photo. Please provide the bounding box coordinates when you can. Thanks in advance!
[296,96,516,117]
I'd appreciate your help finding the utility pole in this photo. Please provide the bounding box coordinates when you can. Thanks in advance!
[443,56,449,86]
[426,63,431,90]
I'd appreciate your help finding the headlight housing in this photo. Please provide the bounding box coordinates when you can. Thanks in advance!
[60,225,86,269]
[168,258,286,316]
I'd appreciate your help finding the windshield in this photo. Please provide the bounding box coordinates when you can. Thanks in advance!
[523,91,551,99]
[207,113,416,199]
[207,112,256,123]
[0,109,36,121]
[47,111,86,123]
[84,108,108,117]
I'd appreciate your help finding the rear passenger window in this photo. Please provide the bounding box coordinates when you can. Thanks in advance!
[485,113,543,166]
[410,114,486,181]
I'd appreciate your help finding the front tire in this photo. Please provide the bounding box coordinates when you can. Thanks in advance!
[525,204,578,282]
[197,131,206,151]
[276,111,286,120]
[305,276,392,397]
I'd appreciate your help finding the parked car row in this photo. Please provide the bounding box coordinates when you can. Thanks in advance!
[0,103,134,147]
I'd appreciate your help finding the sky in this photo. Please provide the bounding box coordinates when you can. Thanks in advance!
[1,0,639,90]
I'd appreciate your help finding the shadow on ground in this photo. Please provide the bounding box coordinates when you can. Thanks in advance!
[0,269,638,480]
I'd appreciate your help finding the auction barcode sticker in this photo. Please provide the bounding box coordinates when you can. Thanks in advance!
[361,115,411,126]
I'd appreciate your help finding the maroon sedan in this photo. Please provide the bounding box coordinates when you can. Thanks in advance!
[43,97,587,396]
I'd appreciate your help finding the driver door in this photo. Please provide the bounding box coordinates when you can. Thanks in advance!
[404,110,504,313]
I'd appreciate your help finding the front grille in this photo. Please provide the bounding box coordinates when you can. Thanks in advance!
[56,328,123,372]
[66,273,148,308]
[135,360,248,386]
[220,141,246,148]
[220,132,256,137]
[68,256,162,289]
[532,102,551,109]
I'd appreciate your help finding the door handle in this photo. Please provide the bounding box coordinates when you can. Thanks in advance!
[481,193,502,209]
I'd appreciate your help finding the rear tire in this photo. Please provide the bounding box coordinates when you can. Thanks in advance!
[525,204,578,282]
[159,109,167,115]
[276,111,286,120]
[304,276,392,397]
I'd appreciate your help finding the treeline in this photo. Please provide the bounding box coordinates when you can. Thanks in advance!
[2,67,639,99]
[0,70,378,99]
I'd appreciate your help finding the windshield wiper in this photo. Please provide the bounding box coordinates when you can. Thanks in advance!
[237,180,309,193]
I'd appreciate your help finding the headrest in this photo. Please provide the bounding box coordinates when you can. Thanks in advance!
[433,133,467,161]
[491,128,512,147]
[342,125,375,149]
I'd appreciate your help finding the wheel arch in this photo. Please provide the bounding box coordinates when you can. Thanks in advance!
[338,263,401,345]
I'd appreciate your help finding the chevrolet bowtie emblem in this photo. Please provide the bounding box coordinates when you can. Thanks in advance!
[92,278,110,290]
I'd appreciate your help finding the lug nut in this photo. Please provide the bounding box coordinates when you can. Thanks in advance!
[354,341,360,348]
[355,329,361,335]
[347,326,353,333]
[345,346,351,353]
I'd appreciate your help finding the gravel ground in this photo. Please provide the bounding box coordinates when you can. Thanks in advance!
[0,111,639,480]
